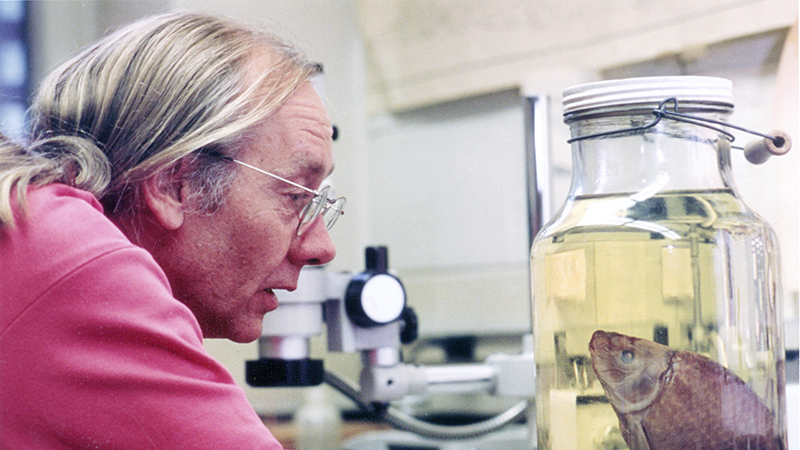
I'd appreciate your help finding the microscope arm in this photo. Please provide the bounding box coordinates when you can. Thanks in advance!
[358,346,535,403]
[248,248,534,440]
[325,369,530,440]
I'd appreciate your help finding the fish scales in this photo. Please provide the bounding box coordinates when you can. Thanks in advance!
[640,350,778,449]
[589,330,783,450]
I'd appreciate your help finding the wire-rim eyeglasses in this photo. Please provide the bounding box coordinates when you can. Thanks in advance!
[225,157,345,236]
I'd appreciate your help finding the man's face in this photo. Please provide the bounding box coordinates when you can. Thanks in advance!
[166,82,337,342]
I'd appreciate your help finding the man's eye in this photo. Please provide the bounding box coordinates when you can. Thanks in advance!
[288,192,313,208]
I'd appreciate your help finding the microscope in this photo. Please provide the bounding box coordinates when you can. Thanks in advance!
[246,246,535,446]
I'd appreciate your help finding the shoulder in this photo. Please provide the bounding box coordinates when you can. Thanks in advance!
[24,182,114,239]
[1,184,139,301]
[0,183,182,337]
[6,183,122,255]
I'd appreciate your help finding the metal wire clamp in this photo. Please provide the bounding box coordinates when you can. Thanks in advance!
[567,98,791,164]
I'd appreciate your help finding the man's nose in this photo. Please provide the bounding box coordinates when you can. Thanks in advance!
[289,218,337,266]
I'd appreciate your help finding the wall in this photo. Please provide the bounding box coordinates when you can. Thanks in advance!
[26,1,170,84]
[355,0,796,112]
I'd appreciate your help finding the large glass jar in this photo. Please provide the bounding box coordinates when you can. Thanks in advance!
[530,76,786,450]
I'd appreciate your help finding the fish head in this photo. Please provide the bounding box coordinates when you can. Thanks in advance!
[589,330,672,414]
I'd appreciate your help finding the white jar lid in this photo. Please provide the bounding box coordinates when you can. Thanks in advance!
[562,76,734,116]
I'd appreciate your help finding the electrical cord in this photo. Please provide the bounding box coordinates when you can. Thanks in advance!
[324,370,529,440]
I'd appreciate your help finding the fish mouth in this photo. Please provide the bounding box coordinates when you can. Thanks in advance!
[589,330,613,352]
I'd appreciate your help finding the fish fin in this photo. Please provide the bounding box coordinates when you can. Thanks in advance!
[625,421,652,450]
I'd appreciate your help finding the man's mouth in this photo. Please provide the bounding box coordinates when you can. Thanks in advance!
[261,289,280,312]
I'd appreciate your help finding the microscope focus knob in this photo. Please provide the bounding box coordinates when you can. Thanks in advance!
[345,272,406,328]
[399,306,418,344]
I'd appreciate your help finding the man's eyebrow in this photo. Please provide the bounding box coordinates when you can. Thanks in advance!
[290,159,334,181]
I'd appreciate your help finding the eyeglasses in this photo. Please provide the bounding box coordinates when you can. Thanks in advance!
[228,158,345,236]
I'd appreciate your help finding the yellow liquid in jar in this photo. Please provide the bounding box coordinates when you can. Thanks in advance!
[530,189,779,450]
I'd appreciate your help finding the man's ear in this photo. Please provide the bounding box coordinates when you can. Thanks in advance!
[142,167,186,231]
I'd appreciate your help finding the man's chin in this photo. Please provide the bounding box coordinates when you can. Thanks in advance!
[227,325,264,344]
[202,320,263,344]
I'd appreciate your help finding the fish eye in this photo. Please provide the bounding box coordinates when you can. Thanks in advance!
[620,350,635,364]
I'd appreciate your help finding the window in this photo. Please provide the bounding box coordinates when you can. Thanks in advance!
[0,0,27,140]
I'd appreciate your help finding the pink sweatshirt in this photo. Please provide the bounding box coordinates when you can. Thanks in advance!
[0,184,284,449]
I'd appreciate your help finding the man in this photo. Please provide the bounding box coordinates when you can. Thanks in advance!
[0,12,341,449]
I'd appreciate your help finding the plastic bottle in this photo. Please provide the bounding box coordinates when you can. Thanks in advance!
[294,387,343,450]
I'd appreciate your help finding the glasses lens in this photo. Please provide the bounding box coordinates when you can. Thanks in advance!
[296,188,346,236]
[298,197,324,227]
[296,186,329,235]
[322,197,346,230]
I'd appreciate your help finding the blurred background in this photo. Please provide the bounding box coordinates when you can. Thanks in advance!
[1,0,796,446]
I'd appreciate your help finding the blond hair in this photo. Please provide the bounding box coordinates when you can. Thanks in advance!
[0,12,317,228]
